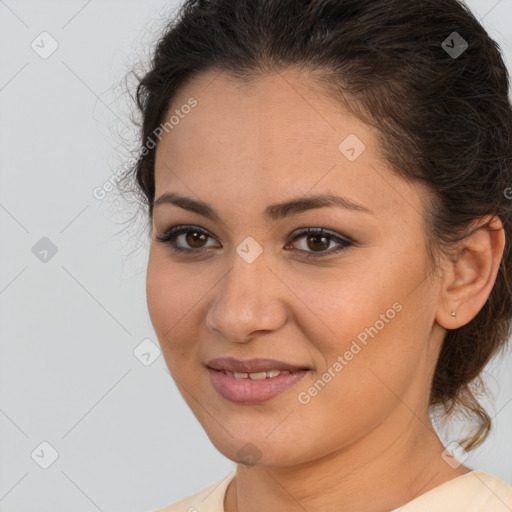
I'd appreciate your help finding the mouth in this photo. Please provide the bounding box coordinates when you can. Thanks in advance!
[206,357,311,404]
[206,356,310,373]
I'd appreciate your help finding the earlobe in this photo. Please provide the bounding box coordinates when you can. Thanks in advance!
[436,215,505,330]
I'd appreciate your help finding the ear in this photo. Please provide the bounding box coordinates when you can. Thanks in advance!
[436,215,506,330]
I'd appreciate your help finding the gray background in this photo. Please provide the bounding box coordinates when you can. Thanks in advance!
[0,1,511,511]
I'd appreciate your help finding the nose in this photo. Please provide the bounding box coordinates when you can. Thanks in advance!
[205,247,288,343]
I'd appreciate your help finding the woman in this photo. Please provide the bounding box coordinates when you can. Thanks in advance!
[122,0,512,510]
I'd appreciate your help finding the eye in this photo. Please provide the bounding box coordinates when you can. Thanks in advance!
[155,224,219,253]
[285,227,353,258]
[155,225,354,258]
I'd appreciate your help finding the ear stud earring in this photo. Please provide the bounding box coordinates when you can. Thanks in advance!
[451,310,457,317]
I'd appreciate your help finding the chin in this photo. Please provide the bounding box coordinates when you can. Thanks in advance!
[207,431,309,468]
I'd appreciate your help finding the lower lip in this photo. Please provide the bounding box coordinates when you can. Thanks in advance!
[207,368,309,404]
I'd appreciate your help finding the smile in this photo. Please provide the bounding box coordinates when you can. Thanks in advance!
[221,369,291,379]
[207,367,309,404]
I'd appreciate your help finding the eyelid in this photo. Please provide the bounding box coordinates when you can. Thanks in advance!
[287,227,354,258]
[289,226,354,244]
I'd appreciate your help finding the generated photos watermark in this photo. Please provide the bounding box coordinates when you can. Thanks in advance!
[92,96,198,200]
[297,301,403,405]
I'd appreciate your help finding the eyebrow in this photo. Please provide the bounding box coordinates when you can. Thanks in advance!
[153,192,374,223]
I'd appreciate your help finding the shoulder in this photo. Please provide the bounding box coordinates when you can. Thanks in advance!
[152,472,235,512]
[470,471,512,510]
[392,470,512,512]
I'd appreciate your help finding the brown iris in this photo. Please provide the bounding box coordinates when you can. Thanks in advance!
[186,230,208,248]
[306,234,330,252]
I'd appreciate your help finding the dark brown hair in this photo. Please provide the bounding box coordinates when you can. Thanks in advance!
[120,0,512,450]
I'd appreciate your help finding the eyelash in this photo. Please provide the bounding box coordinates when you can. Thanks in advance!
[155,224,354,259]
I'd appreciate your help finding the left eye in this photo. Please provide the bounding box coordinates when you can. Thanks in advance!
[155,225,353,258]
[286,228,353,257]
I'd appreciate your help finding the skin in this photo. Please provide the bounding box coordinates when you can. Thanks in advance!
[146,68,505,512]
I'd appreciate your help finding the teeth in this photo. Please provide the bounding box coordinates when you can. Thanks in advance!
[248,371,267,380]
[223,369,294,379]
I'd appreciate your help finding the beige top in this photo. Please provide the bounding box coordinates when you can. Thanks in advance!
[153,470,512,511]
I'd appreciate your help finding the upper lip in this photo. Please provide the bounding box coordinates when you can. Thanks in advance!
[206,357,309,373]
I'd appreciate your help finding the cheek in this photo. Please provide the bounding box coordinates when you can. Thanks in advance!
[287,262,403,348]
[146,251,201,348]
[290,252,431,397]
[290,311,423,455]
[146,256,206,385]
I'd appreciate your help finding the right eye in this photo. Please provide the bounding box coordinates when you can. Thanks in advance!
[155,224,221,254]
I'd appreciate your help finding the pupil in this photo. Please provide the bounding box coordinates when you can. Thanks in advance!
[308,235,329,251]
[187,231,206,247]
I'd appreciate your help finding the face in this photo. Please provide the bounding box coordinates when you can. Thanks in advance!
[146,69,446,467]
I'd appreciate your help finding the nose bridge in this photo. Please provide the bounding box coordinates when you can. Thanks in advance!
[206,245,287,341]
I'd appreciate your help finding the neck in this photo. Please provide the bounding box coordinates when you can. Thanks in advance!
[224,411,470,512]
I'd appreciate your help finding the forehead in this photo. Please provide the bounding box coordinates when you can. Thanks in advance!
[157,68,368,160]
[153,69,426,224]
